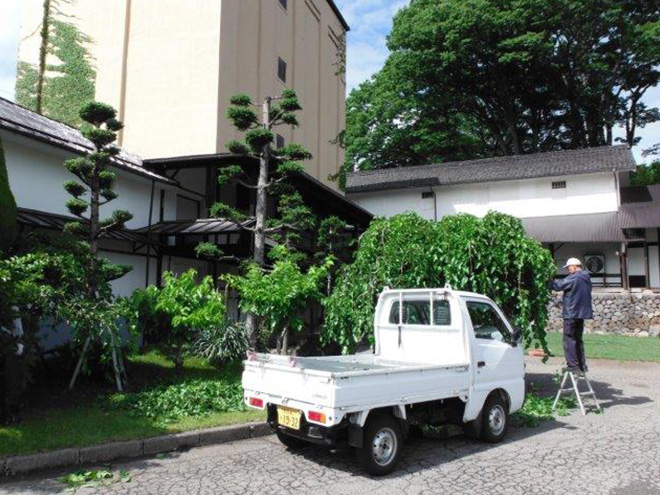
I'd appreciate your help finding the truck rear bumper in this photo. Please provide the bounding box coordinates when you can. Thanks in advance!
[266,404,348,447]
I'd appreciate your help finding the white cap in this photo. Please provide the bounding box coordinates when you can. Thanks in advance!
[563,257,582,268]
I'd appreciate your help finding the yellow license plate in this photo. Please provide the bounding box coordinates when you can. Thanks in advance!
[277,406,301,431]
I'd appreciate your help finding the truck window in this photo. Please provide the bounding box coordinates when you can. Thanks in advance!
[388,299,451,326]
[433,300,451,325]
[466,301,510,341]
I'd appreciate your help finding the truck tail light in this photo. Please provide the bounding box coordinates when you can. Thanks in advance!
[248,397,264,408]
[307,411,326,424]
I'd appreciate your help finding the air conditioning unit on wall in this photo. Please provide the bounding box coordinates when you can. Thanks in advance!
[584,254,605,274]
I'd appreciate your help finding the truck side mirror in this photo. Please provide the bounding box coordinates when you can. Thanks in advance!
[511,327,523,347]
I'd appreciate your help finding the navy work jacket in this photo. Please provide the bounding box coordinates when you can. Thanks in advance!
[551,270,593,320]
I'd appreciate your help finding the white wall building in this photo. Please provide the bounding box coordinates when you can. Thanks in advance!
[346,146,660,290]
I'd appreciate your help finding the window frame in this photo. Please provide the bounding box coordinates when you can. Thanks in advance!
[277,57,287,83]
[387,293,453,328]
[278,0,288,11]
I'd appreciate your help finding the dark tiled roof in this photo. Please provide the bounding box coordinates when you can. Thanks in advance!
[522,212,626,243]
[17,207,147,243]
[0,97,174,185]
[346,146,636,193]
[135,218,255,235]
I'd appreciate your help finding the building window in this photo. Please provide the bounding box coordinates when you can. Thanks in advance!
[278,0,287,10]
[276,134,285,149]
[278,57,287,83]
[421,191,434,199]
[551,181,566,189]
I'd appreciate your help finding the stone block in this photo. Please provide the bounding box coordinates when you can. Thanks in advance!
[78,440,143,465]
[199,425,250,446]
[4,449,78,476]
[143,431,200,455]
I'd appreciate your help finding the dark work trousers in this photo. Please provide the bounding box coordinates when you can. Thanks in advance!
[563,318,587,370]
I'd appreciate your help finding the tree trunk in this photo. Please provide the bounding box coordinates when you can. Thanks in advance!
[280,326,289,355]
[89,167,100,296]
[36,0,51,115]
[246,97,272,348]
[173,346,184,374]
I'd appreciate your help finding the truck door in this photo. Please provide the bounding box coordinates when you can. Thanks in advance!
[464,300,524,409]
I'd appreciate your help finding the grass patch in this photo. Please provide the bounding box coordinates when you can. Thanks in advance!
[511,392,576,427]
[544,332,660,363]
[0,351,265,457]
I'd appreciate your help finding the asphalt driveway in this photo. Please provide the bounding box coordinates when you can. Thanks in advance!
[2,356,659,495]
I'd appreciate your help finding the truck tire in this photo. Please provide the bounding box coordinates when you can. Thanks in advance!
[276,429,307,450]
[357,415,403,476]
[480,394,509,443]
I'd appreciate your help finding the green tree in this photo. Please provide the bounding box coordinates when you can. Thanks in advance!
[63,101,133,390]
[0,135,18,254]
[224,246,332,355]
[156,270,226,372]
[315,216,354,295]
[63,101,132,294]
[323,212,555,354]
[198,90,316,346]
[16,0,96,126]
[344,0,660,175]
[630,161,660,186]
[123,270,226,373]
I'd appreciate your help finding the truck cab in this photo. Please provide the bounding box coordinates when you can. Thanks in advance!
[243,287,525,475]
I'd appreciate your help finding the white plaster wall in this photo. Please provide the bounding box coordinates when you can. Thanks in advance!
[2,131,168,229]
[350,188,436,220]
[554,242,622,286]
[100,249,158,297]
[349,173,618,220]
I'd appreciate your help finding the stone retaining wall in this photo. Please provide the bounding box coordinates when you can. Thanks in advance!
[547,292,660,337]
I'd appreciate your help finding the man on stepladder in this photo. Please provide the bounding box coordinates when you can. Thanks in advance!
[551,257,593,373]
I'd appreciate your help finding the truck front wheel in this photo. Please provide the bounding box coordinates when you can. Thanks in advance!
[357,415,403,476]
[480,394,509,443]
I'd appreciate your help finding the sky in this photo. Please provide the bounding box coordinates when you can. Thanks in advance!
[1,0,659,161]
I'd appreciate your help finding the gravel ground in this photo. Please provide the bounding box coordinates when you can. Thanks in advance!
[2,356,659,495]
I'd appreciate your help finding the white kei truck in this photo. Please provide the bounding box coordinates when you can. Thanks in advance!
[242,287,525,475]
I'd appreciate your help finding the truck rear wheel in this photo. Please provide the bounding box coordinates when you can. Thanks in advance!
[357,415,403,476]
[480,394,509,443]
[276,429,307,450]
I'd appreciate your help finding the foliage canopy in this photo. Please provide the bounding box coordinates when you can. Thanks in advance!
[343,0,660,178]
[323,212,555,354]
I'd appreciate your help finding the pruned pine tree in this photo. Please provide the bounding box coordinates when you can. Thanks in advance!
[315,216,353,295]
[197,89,315,347]
[63,101,133,391]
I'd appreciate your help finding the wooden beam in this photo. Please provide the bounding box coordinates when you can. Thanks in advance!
[644,235,650,289]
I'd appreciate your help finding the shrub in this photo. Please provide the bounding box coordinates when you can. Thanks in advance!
[123,270,226,372]
[192,322,249,366]
[108,378,245,424]
[323,212,556,354]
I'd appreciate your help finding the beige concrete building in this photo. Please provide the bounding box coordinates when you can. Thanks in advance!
[18,0,348,189]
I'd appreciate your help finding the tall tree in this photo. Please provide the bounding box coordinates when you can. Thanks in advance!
[63,101,133,390]
[63,102,132,292]
[16,0,96,126]
[344,0,660,174]
[198,90,315,347]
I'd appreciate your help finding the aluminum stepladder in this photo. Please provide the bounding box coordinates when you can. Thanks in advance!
[552,370,602,416]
